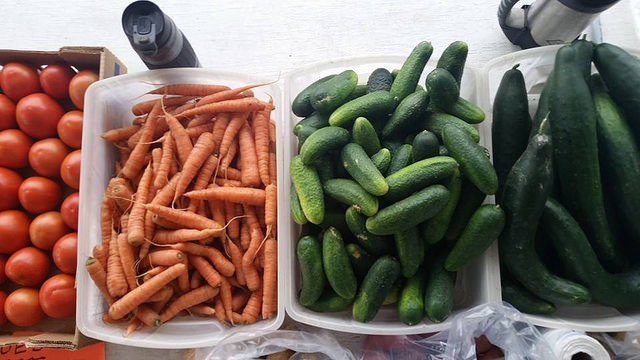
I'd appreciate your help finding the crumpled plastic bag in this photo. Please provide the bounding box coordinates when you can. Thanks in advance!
[593,328,640,360]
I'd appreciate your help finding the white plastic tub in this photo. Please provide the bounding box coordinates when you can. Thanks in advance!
[77,69,286,348]
[480,45,640,332]
[282,56,502,334]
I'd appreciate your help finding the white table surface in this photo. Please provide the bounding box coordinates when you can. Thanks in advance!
[3,0,638,358]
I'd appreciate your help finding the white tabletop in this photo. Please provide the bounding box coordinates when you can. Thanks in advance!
[4,0,639,358]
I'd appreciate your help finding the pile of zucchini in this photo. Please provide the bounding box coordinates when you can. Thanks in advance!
[290,41,505,324]
[494,39,640,315]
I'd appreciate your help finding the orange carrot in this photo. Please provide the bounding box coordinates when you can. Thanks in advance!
[190,270,202,289]
[107,230,128,297]
[243,205,263,238]
[145,250,185,268]
[172,243,235,277]
[147,284,173,303]
[190,255,223,288]
[265,184,277,228]
[125,318,142,336]
[241,286,262,324]
[92,244,108,271]
[145,204,223,233]
[238,122,261,187]
[261,238,277,320]
[188,304,216,317]
[163,102,193,165]
[132,96,195,116]
[109,263,186,320]
[186,123,214,140]
[152,213,182,229]
[171,102,196,115]
[148,84,229,96]
[187,155,219,212]
[269,120,276,143]
[206,201,226,241]
[133,304,161,327]
[102,125,141,142]
[86,257,116,305]
[153,228,219,244]
[128,164,154,246]
[118,232,138,291]
[232,291,250,312]
[132,116,146,126]
[243,261,260,292]
[121,102,160,179]
[214,178,242,187]
[240,218,250,251]
[211,113,231,154]
[220,278,233,321]
[154,134,174,189]
[224,201,239,239]
[160,285,219,323]
[150,171,181,206]
[226,239,246,286]
[176,98,266,118]
[187,114,214,128]
[196,84,267,108]
[175,132,216,199]
[184,187,266,206]
[243,227,265,267]
[256,205,267,229]
[110,179,134,212]
[252,106,271,186]
[100,194,114,248]
[219,112,249,159]
[214,298,226,323]
[151,147,162,176]
[220,137,238,170]
[220,167,242,181]
[178,257,190,293]
[268,149,277,185]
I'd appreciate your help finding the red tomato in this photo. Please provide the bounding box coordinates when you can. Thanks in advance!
[52,233,77,274]
[0,129,32,169]
[57,110,83,149]
[68,70,98,109]
[39,274,76,318]
[28,138,69,178]
[0,291,6,326]
[29,211,68,250]
[0,94,16,130]
[0,210,30,254]
[16,93,64,139]
[0,63,41,101]
[4,288,43,327]
[60,150,81,190]
[18,176,62,214]
[60,192,79,230]
[39,64,75,100]
[0,256,6,284]
[0,167,22,211]
[5,247,50,286]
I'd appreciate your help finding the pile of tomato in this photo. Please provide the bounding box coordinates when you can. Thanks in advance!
[0,62,98,327]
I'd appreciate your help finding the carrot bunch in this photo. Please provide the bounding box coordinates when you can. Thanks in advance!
[88,83,278,336]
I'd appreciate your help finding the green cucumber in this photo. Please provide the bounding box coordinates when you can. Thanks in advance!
[382,89,429,138]
[292,74,336,117]
[367,68,394,94]
[426,68,460,112]
[422,111,480,143]
[290,188,308,225]
[436,41,468,85]
[501,274,555,315]
[345,205,395,256]
[366,185,450,235]
[448,97,485,124]
[445,178,486,241]
[346,243,376,280]
[551,45,623,270]
[531,70,554,139]
[424,256,455,323]
[299,126,350,165]
[390,41,434,101]
[290,156,324,224]
[571,36,595,82]
[412,130,440,161]
[314,156,334,183]
[341,143,388,196]
[391,69,400,79]
[594,43,640,139]
[371,148,391,174]
[385,144,412,176]
[383,280,402,305]
[381,139,403,154]
[353,256,401,322]
[293,112,329,135]
[384,156,458,202]
[345,84,368,102]
[500,121,591,305]
[421,168,462,245]
[297,235,325,306]
[444,204,505,271]
[296,125,317,151]
[352,117,382,156]
[492,64,532,203]
[323,179,378,216]
[398,269,425,325]
[591,74,640,242]
[318,209,350,236]
[310,70,358,113]
[542,198,640,308]
[322,227,357,299]
[442,123,498,195]
[394,226,424,278]
[307,288,353,312]
[329,91,397,128]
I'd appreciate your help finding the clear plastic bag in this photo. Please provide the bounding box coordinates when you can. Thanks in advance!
[594,328,640,359]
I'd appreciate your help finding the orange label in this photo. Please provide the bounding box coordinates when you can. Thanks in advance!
[0,342,104,360]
